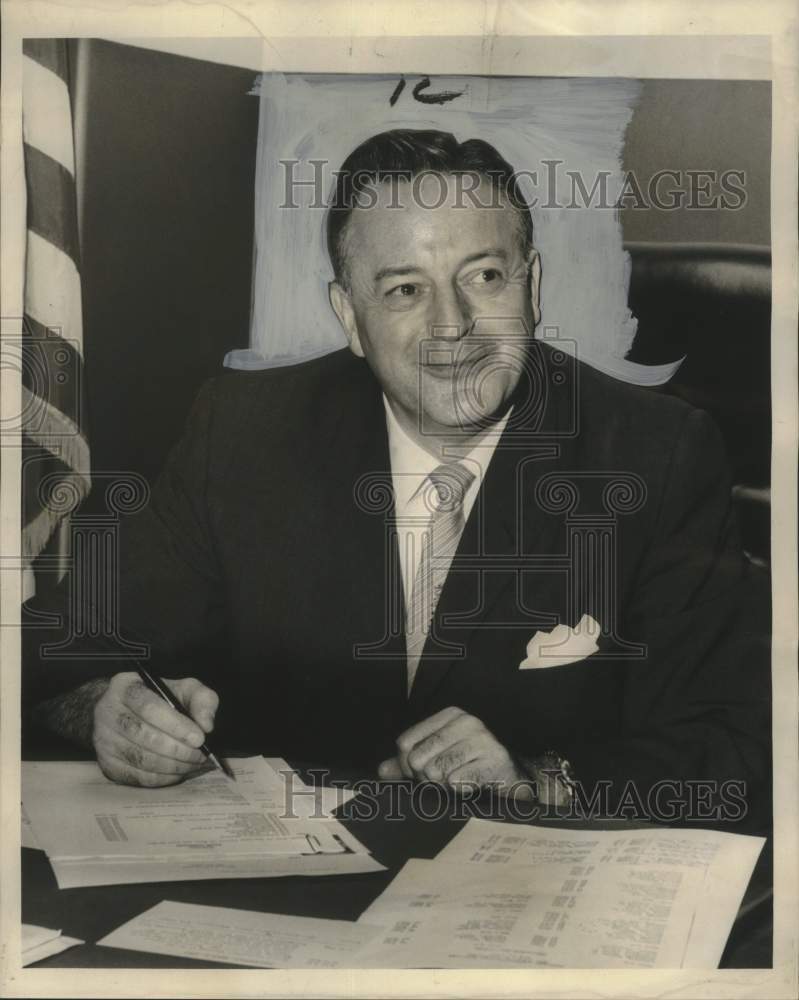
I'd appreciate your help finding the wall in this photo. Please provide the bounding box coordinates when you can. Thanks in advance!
[71,39,258,506]
[621,79,771,245]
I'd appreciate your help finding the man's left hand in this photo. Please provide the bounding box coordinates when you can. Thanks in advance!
[378,707,531,794]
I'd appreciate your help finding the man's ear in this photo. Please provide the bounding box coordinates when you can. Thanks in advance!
[328,281,364,358]
[526,249,542,328]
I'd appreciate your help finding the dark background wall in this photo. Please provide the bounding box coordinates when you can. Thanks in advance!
[67,42,770,499]
[621,79,771,245]
[68,39,258,509]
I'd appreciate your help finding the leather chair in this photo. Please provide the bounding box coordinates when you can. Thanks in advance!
[625,242,771,567]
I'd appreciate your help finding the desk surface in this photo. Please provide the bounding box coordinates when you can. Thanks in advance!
[21,763,773,970]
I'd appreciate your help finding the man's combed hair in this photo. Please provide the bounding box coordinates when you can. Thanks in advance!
[326,129,533,288]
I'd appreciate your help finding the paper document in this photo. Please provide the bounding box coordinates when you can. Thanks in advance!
[99,901,383,968]
[23,757,382,889]
[23,758,341,858]
[48,848,385,890]
[261,758,358,818]
[353,857,704,968]
[21,925,83,966]
[436,818,765,967]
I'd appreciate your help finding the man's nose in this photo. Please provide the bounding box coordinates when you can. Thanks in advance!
[430,285,471,340]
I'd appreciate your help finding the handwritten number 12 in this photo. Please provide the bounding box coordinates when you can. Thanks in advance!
[389,76,465,107]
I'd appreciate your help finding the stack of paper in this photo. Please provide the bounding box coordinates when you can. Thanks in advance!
[352,818,766,968]
[22,757,382,889]
[261,757,358,819]
[93,817,765,969]
[21,925,83,966]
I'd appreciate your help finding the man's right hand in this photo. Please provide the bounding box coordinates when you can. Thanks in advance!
[92,672,219,787]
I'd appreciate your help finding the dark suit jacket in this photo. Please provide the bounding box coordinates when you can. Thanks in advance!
[24,343,770,816]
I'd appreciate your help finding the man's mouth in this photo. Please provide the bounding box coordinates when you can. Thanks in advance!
[423,359,458,375]
[424,341,495,364]
[422,346,496,378]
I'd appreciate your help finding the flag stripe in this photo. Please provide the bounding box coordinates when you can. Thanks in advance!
[23,143,80,268]
[21,37,89,591]
[21,440,88,563]
[22,39,70,85]
[24,230,84,355]
[20,400,90,479]
[22,314,85,430]
[22,56,76,175]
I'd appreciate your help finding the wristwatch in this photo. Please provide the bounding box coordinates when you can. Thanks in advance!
[525,750,577,807]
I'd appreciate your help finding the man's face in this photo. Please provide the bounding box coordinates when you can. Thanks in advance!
[329,174,541,442]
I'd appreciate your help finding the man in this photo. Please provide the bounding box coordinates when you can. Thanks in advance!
[25,130,769,817]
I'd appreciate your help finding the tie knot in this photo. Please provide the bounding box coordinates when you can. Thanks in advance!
[427,462,475,513]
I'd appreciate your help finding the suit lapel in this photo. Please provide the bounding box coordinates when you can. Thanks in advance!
[317,359,408,694]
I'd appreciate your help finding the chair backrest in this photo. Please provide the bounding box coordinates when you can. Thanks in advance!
[625,242,771,565]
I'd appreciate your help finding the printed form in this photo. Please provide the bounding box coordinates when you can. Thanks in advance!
[353,857,704,968]
[423,818,766,967]
[99,901,383,968]
[22,757,382,888]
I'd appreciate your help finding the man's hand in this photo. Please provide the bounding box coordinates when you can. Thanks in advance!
[92,672,219,787]
[378,707,531,795]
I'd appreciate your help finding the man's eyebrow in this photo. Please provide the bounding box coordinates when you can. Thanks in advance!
[459,248,509,267]
[373,249,509,284]
[373,264,423,283]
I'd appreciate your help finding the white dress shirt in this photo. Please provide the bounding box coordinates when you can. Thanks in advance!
[383,396,512,614]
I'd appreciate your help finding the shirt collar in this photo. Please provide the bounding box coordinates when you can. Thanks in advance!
[383,395,512,514]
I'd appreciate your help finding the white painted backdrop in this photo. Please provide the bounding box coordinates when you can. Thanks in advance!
[230,73,680,385]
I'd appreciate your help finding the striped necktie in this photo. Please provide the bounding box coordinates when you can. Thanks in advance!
[406,461,476,695]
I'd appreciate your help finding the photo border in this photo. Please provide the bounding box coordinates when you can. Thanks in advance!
[1,2,796,998]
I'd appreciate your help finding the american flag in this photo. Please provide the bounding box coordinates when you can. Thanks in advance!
[21,39,90,600]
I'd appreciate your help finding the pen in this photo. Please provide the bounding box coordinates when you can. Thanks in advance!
[135,665,236,781]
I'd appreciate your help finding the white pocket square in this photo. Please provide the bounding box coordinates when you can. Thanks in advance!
[519,614,601,669]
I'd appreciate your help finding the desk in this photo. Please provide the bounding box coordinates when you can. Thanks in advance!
[21,761,773,970]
